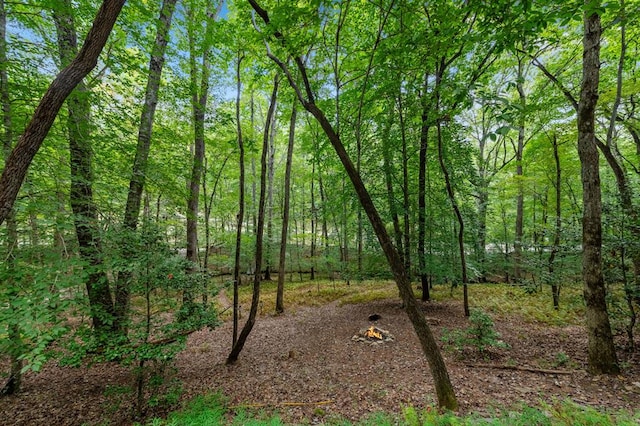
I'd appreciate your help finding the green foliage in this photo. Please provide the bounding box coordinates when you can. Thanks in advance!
[54,222,220,418]
[441,309,508,355]
[145,393,640,426]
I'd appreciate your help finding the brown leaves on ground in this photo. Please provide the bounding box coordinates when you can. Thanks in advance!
[1,299,639,425]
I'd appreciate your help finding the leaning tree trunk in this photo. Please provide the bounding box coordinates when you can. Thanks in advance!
[0,0,125,226]
[276,101,296,313]
[227,74,279,364]
[53,0,116,334]
[115,0,177,333]
[247,1,458,408]
[577,1,619,375]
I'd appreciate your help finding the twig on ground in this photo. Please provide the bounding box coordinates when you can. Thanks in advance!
[230,400,334,409]
[465,363,573,375]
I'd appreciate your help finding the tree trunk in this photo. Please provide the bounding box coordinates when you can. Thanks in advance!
[232,53,245,347]
[310,160,316,280]
[435,62,469,317]
[382,110,404,263]
[418,72,430,301]
[0,0,125,226]
[0,0,21,394]
[513,56,526,282]
[187,2,220,306]
[115,0,177,331]
[548,134,562,309]
[276,101,296,313]
[397,94,412,280]
[305,98,458,409]
[264,96,277,281]
[227,74,278,364]
[53,0,115,334]
[577,2,619,374]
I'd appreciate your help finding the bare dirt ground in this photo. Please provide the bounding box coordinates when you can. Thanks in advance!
[1,298,639,425]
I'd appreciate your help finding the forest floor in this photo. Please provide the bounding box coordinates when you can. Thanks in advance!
[2,286,640,425]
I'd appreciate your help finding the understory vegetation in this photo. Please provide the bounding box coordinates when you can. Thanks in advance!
[143,391,640,426]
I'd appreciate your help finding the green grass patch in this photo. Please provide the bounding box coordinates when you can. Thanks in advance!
[226,278,589,326]
[440,283,586,326]
[145,394,640,425]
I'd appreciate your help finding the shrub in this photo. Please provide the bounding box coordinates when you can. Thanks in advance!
[441,309,508,355]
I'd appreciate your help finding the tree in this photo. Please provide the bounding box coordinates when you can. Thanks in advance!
[577,0,619,374]
[227,73,279,364]
[116,0,178,333]
[0,0,125,226]
[275,100,296,314]
[247,0,457,409]
[53,0,117,334]
[0,0,21,396]
[232,51,245,347]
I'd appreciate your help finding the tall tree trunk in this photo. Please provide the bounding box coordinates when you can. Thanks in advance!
[264,97,277,281]
[53,0,115,334]
[382,110,404,261]
[310,159,316,280]
[577,2,619,374]
[227,74,278,364]
[435,62,469,316]
[185,2,219,305]
[418,72,430,301]
[0,0,125,226]
[548,134,562,309]
[115,0,177,332]
[514,56,526,282]
[397,93,411,280]
[232,53,245,347]
[276,101,296,313]
[0,0,21,394]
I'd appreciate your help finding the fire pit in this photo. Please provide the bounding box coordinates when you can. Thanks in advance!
[351,325,394,344]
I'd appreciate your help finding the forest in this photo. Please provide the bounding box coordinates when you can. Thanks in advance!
[1,0,640,424]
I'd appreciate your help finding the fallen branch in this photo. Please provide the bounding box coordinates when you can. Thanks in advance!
[465,363,573,375]
[231,400,333,409]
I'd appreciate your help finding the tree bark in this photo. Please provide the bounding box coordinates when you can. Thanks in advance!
[513,56,526,282]
[264,96,277,281]
[548,134,562,309]
[53,0,116,334]
[382,109,404,264]
[0,0,125,226]
[185,2,219,305]
[418,72,430,301]
[435,61,469,317]
[227,74,279,364]
[232,53,245,347]
[276,101,296,313]
[115,0,177,331]
[577,2,619,374]
[0,0,21,395]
